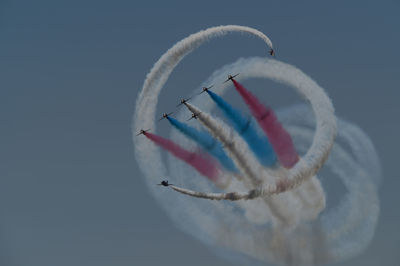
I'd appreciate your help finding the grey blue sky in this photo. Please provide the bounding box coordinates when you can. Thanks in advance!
[1,0,399,265]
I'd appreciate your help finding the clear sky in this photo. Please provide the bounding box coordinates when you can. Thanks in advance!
[1,0,399,265]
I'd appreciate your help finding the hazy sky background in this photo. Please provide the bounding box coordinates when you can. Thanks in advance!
[1,0,399,265]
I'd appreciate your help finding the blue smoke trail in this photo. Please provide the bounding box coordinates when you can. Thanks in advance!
[167,117,238,172]
[206,90,277,167]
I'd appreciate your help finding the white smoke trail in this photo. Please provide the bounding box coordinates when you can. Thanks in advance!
[279,105,379,263]
[133,24,333,201]
[184,102,262,184]
[160,55,336,202]
[133,25,275,203]
[133,25,380,265]
[134,25,272,137]
[184,102,301,224]
[167,104,379,265]
[172,101,324,201]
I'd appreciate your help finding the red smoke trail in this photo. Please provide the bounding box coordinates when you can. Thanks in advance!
[144,132,220,181]
[232,79,299,168]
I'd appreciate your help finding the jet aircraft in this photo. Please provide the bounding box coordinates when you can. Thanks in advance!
[223,74,240,83]
[199,85,214,94]
[187,112,201,121]
[136,129,150,136]
[157,180,172,187]
[177,97,192,107]
[159,112,173,121]
[269,49,275,56]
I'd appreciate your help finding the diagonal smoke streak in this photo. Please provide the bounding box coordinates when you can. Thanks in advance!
[184,102,299,224]
[167,116,237,172]
[174,101,325,223]
[144,132,221,181]
[231,79,299,168]
[205,89,277,167]
[184,102,263,185]
[170,74,335,201]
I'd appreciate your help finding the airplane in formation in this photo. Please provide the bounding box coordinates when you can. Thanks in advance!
[157,180,172,187]
[199,85,214,94]
[223,73,239,83]
[136,129,150,136]
[187,112,201,121]
[159,112,173,121]
[177,97,192,107]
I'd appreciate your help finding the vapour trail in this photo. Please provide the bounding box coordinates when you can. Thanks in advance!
[232,79,299,168]
[133,25,336,202]
[132,27,279,223]
[144,132,220,182]
[173,105,324,224]
[134,25,273,145]
[279,106,379,263]
[205,90,277,167]
[135,59,336,201]
[157,55,336,201]
[133,24,381,265]
[167,116,237,172]
[184,102,261,185]
[170,67,336,200]
[133,26,275,197]
[170,184,275,200]
[278,105,380,258]
[167,103,379,265]
[184,102,297,224]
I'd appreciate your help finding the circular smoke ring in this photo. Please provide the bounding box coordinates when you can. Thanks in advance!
[133,25,380,265]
